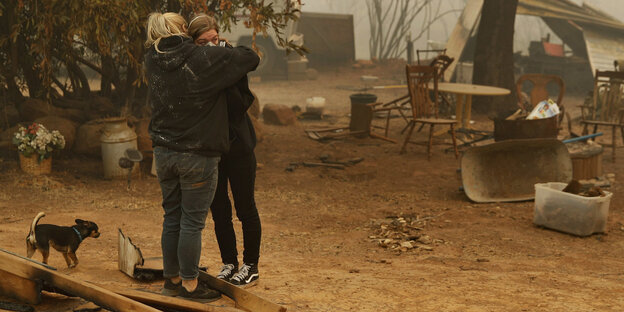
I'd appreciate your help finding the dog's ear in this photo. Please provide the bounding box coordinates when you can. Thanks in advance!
[75,219,85,224]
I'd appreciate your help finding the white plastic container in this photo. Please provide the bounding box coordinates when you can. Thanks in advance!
[534,182,612,236]
[305,97,326,115]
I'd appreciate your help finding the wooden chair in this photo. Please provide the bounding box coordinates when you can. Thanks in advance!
[367,53,456,142]
[400,65,459,160]
[580,70,624,161]
[430,54,455,115]
[516,73,565,118]
[368,95,410,143]
[429,54,454,81]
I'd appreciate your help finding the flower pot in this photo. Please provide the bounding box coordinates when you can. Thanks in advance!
[19,154,52,175]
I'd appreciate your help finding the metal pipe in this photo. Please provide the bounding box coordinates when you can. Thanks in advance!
[562,132,603,143]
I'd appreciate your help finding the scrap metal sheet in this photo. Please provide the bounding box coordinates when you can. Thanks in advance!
[583,26,624,73]
[517,0,624,31]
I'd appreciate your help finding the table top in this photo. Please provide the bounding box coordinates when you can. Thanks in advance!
[433,82,510,96]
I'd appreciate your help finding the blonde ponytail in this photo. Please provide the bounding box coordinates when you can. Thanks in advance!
[145,12,189,53]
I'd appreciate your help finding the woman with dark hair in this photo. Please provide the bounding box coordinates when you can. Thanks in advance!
[145,12,259,301]
[188,13,262,288]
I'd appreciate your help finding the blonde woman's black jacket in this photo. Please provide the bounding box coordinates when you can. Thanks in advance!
[145,36,259,156]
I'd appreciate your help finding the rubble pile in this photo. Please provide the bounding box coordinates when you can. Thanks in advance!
[369,214,444,253]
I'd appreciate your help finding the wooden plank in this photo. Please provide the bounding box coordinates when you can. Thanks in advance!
[112,288,243,312]
[444,0,483,81]
[198,271,286,312]
[0,248,159,312]
[0,269,41,304]
[118,229,145,278]
[116,233,284,312]
[301,162,346,169]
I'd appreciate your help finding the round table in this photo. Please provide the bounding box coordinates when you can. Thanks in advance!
[434,82,510,129]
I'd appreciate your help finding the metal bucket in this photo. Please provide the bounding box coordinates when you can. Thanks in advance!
[349,93,377,137]
[493,116,558,141]
[461,139,572,203]
[100,117,138,179]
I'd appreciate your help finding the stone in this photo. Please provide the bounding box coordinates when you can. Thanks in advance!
[262,103,297,126]
[90,95,116,114]
[400,241,414,249]
[20,98,86,123]
[34,116,77,151]
[19,98,50,121]
[306,68,319,80]
[0,124,24,151]
[73,119,107,156]
[1,103,20,128]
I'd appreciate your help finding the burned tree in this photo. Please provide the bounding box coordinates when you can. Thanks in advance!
[472,0,519,117]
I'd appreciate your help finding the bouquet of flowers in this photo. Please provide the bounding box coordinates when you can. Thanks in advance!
[12,122,66,162]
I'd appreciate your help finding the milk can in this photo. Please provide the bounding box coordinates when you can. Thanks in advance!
[100,117,138,178]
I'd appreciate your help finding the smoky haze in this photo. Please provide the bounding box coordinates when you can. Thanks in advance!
[301,0,624,61]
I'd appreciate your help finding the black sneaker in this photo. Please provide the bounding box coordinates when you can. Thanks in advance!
[217,264,237,281]
[161,279,181,296]
[230,263,259,287]
[178,283,222,303]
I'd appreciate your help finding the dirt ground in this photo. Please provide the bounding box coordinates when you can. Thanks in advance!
[1,63,624,312]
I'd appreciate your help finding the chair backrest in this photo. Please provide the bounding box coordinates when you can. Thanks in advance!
[592,70,624,121]
[429,54,454,82]
[406,65,438,119]
[416,49,446,65]
[515,74,565,110]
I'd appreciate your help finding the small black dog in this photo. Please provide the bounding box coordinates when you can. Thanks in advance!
[26,212,100,268]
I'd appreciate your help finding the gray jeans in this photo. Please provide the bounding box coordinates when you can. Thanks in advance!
[154,146,219,280]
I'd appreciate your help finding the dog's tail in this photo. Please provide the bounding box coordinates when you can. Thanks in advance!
[26,212,46,245]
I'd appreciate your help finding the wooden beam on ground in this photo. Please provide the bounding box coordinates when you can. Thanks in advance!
[301,162,346,169]
[198,271,286,312]
[0,249,159,312]
[0,269,41,305]
[116,232,285,312]
[112,288,244,312]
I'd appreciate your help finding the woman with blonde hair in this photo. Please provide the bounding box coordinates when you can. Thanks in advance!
[144,12,259,302]
[188,13,262,288]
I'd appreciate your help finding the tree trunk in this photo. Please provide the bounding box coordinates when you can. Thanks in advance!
[472,0,518,118]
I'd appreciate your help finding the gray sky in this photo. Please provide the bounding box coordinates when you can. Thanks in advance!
[301,0,623,60]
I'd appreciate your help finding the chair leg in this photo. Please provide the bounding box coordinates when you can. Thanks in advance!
[620,126,624,145]
[613,125,617,162]
[400,122,411,135]
[384,110,391,137]
[582,123,588,136]
[428,124,435,161]
[593,124,598,134]
[450,124,459,159]
[400,121,416,154]
[417,123,425,132]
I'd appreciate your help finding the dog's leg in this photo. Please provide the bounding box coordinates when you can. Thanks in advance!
[62,253,73,268]
[68,252,79,268]
[41,249,50,264]
[26,242,36,258]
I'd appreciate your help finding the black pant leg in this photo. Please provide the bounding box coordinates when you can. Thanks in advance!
[210,157,238,266]
[227,151,261,264]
